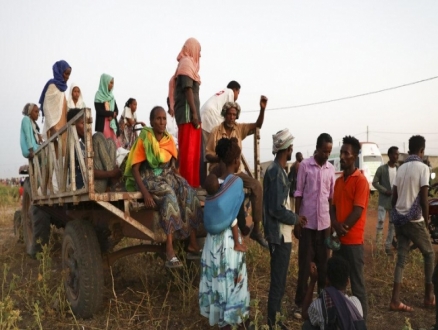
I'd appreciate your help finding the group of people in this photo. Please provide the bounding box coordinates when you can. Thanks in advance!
[285,134,437,330]
[18,36,438,329]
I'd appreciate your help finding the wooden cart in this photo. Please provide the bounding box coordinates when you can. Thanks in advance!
[19,108,261,318]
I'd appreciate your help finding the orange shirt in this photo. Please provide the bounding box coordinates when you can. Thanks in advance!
[333,169,369,245]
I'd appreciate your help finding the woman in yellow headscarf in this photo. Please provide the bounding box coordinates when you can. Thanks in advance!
[124,106,202,268]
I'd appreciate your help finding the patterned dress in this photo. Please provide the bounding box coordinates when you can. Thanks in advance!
[138,159,202,239]
[199,228,250,327]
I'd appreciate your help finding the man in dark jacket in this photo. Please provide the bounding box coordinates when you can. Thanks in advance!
[372,146,399,254]
[263,128,306,330]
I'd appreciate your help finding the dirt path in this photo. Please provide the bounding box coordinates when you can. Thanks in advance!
[0,203,437,329]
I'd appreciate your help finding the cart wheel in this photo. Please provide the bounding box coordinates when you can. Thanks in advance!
[22,178,50,257]
[62,219,103,319]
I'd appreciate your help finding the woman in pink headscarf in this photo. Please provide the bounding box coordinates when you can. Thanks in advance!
[168,38,202,187]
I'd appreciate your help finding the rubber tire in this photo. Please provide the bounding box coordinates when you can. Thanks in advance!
[22,178,51,257]
[62,219,103,319]
[13,210,23,242]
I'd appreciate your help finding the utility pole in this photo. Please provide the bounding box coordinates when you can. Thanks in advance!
[366,125,369,142]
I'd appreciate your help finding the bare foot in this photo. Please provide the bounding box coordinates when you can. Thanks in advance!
[424,296,435,308]
[389,301,414,312]
[234,242,247,252]
[187,243,201,254]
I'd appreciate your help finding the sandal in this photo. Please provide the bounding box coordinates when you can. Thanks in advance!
[186,249,202,260]
[389,302,414,312]
[165,256,183,269]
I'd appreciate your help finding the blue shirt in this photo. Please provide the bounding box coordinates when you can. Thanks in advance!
[20,116,39,158]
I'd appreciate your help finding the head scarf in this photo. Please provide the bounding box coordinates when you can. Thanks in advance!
[22,103,37,116]
[67,83,85,109]
[221,102,241,119]
[272,128,294,155]
[168,38,201,112]
[124,127,178,191]
[94,74,117,134]
[38,60,71,117]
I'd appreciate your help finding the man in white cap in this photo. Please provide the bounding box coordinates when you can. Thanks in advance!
[263,128,307,330]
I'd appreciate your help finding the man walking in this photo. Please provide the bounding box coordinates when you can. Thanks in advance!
[288,152,303,211]
[263,129,307,330]
[372,146,399,254]
[293,133,335,318]
[389,135,435,312]
[330,135,369,321]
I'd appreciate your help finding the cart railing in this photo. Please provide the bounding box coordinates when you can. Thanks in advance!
[29,108,91,204]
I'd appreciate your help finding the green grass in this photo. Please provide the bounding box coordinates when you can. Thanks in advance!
[0,185,19,206]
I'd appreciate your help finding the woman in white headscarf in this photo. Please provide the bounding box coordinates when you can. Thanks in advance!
[20,103,43,159]
[67,83,86,110]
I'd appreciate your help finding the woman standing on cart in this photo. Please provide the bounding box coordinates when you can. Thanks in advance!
[94,73,121,148]
[124,106,202,268]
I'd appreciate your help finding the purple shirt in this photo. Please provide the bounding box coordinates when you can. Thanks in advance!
[294,156,335,230]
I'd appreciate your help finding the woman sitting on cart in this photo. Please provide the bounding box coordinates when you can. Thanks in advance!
[124,106,202,268]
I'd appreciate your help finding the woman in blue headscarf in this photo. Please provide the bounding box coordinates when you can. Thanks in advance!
[94,73,121,147]
[39,60,71,140]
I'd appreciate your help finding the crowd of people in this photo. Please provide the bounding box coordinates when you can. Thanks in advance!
[17,37,438,329]
[0,178,22,186]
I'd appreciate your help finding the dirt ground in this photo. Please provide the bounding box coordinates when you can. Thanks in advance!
[0,201,437,329]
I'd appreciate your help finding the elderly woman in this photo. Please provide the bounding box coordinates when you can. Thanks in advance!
[39,60,71,141]
[20,103,42,159]
[94,73,121,147]
[168,37,202,187]
[124,106,202,268]
[199,137,250,329]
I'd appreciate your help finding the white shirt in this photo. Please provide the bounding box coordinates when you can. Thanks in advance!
[308,294,363,330]
[280,168,293,243]
[394,161,429,221]
[388,166,397,187]
[166,112,178,147]
[200,88,235,133]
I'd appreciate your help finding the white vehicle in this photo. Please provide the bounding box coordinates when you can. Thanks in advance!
[328,142,384,191]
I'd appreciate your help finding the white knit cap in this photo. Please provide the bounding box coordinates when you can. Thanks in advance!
[272,128,294,154]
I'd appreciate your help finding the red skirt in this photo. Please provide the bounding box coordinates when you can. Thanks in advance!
[178,123,201,187]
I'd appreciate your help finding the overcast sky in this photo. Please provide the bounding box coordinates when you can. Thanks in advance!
[1,0,437,178]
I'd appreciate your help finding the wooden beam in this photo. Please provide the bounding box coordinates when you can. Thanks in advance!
[96,201,156,241]
[253,128,261,180]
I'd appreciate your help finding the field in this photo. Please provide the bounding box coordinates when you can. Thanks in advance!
[0,184,437,329]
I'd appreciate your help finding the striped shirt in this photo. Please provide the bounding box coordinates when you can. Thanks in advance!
[308,295,363,330]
